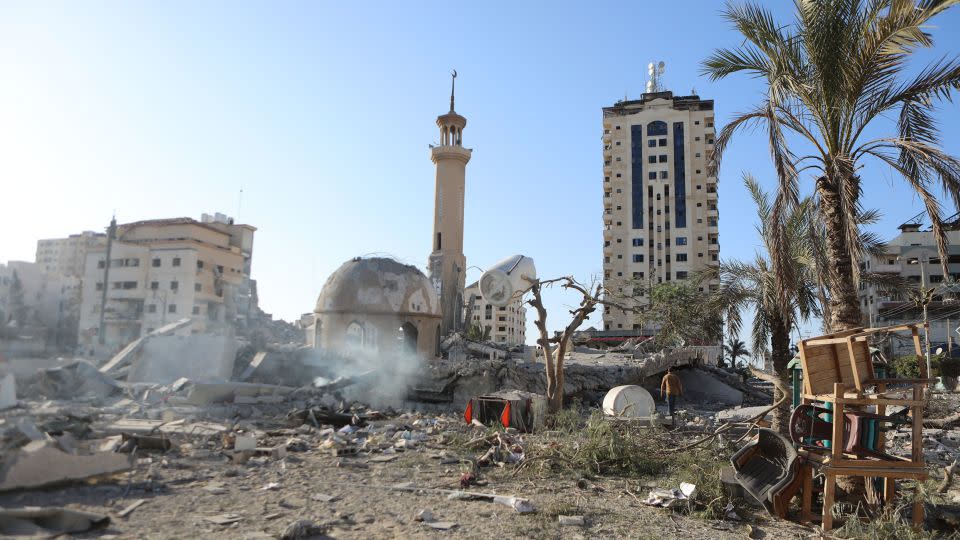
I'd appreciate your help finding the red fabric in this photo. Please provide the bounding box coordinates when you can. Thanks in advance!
[464,400,473,424]
[500,401,511,427]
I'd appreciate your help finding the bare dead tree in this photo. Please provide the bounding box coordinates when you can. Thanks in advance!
[524,276,609,412]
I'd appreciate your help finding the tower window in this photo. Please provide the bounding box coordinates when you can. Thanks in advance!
[436,233,441,250]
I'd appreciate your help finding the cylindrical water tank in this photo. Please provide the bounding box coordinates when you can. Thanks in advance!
[479,255,536,307]
[602,385,655,418]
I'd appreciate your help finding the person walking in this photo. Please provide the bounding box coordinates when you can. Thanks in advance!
[660,367,683,424]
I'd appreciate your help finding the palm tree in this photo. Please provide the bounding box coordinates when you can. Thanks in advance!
[703,0,960,332]
[710,175,820,433]
[723,338,749,369]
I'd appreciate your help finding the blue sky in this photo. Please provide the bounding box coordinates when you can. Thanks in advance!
[1,2,959,349]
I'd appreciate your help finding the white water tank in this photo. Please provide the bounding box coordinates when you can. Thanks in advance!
[479,255,536,307]
[602,385,655,418]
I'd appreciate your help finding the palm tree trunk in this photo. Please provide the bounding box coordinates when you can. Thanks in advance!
[769,315,792,435]
[816,175,862,331]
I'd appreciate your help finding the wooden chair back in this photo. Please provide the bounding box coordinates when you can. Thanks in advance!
[797,328,873,396]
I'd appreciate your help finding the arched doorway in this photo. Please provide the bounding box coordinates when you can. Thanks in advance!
[398,322,418,354]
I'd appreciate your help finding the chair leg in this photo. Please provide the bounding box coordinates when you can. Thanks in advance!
[883,477,895,509]
[801,464,813,524]
[913,497,924,527]
[823,473,836,531]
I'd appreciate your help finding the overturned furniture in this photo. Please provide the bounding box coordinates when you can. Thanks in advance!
[795,323,933,531]
[464,390,547,432]
[731,428,807,517]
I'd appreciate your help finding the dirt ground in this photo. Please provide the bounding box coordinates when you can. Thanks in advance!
[0,413,820,540]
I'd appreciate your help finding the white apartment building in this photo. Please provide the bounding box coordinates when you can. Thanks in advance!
[858,220,960,356]
[464,281,526,345]
[601,91,719,334]
[36,231,106,277]
[77,215,256,352]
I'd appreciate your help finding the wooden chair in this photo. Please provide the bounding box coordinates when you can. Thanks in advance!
[795,323,934,531]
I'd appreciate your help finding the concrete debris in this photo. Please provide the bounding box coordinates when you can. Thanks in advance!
[182,381,296,405]
[129,333,237,384]
[675,369,743,406]
[99,318,193,374]
[36,359,120,399]
[0,440,132,491]
[104,418,229,438]
[0,373,16,410]
[280,518,327,539]
[205,513,243,525]
[558,515,586,526]
[0,507,111,536]
[424,520,458,530]
[238,351,269,381]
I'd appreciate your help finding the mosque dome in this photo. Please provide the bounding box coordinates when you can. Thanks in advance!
[315,257,441,318]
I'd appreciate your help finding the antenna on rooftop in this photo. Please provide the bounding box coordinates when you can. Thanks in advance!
[646,61,665,93]
[237,188,243,222]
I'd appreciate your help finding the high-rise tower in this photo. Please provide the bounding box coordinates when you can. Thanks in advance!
[601,82,719,335]
[429,71,472,337]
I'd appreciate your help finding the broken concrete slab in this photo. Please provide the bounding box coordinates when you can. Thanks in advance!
[0,507,110,536]
[716,405,772,424]
[0,441,132,491]
[102,418,228,438]
[676,368,743,406]
[0,372,16,409]
[128,332,236,384]
[36,359,120,399]
[238,351,268,381]
[181,381,296,405]
[99,317,193,374]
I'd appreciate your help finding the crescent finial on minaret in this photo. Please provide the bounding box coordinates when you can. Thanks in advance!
[450,69,457,111]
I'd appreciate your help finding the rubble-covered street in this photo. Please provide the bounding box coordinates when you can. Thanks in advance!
[3,338,960,539]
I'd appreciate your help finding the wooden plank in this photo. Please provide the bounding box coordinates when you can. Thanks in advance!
[855,324,920,336]
[883,477,895,509]
[805,337,856,347]
[832,383,845,461]
[876,381,887,462]
[912,328,928,379]
[798,341,814,395]
[847,339,864,393]
[823,466,929,479]
[830,457,925,469]
[829,345,844,385]
[801,464,813,524]
[865,378,938,385]
[822,472,836,531]
[912,387,923,464]
[804,394,926,407]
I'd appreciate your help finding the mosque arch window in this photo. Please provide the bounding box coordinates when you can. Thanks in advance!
[346,321,365,349]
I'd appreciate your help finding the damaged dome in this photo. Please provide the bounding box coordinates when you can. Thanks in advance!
[315,257,441,318]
